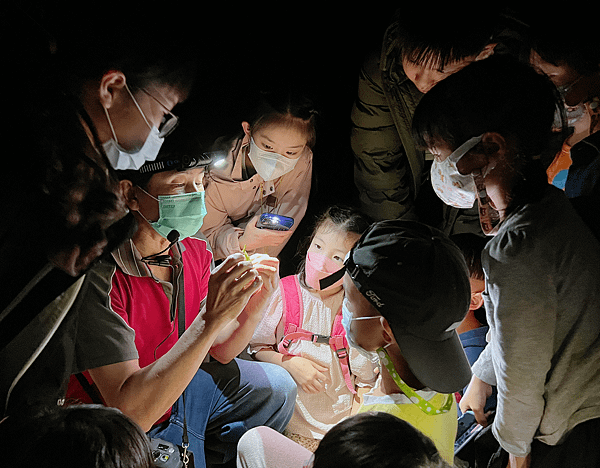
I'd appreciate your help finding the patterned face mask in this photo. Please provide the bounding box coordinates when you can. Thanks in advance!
[430,135,484,209]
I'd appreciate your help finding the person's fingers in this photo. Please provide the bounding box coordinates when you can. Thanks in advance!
[212,253,245,276]
[471,407,489,427]
[216,260,257,289]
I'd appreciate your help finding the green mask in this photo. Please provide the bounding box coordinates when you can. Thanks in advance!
[139,188,207,241]
[377,347,453,415]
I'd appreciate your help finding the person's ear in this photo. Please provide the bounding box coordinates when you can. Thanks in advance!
[470,291,485,311]
[381,317,397,347]
[480,132,507,164]
[241,121,251,137]
[457,132,506,175]
[98,71,127,109]
[475,43,497,62]
[120,179,139,211]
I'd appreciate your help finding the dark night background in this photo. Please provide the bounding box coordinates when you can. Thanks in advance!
[177,6,399,275]
[4,2,399,276]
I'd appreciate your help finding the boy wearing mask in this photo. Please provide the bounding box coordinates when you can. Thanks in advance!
[340,219,472,463]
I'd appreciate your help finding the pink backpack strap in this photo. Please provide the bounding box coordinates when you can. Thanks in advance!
[330,307,356,394]
[277,283,357,395]
[278,275,309,355]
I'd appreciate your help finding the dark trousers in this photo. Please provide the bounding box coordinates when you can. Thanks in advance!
[529,418,600,468]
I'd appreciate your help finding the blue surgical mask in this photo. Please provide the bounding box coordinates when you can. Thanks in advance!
[341,299,381,363]
[102,84,164,170]
[138,188,207,241]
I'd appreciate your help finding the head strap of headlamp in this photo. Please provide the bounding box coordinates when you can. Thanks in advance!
[138,152,215,175]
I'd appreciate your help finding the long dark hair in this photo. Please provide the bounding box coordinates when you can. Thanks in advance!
[245,88,319,149]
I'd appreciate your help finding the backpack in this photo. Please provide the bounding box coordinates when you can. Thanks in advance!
[276,275,356,394]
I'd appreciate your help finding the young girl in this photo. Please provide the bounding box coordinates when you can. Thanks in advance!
[201,90,317,260]
[412,55,600,468]
[248,206,378,450]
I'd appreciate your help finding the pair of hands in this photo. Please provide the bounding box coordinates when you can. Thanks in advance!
[460,376,531,468]
[238,214,292,252]
[283,355,331,394]
[204,252,279,327]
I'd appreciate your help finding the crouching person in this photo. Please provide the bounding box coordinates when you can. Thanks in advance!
[237,219,473,467]
[66,128,296,468]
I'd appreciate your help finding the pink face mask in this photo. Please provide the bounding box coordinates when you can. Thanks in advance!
[305,251,344,290]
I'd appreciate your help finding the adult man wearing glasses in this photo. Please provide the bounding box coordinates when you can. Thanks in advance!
[0,7,199,421]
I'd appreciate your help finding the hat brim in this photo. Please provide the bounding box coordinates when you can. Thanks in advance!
[395,331,472,394]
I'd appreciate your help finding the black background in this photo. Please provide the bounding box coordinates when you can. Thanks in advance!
[179,6,398,274]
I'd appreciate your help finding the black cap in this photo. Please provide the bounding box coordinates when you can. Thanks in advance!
[347,219,472,393]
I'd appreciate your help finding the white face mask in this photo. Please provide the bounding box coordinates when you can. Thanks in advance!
[102,85,164,170]
[247,138,299,180]
[430,135,484,209]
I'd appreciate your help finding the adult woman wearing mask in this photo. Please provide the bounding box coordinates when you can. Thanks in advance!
[66,127,296,467]
[201,90,316,260]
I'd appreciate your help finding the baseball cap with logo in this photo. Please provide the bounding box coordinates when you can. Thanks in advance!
[344,219,473,394]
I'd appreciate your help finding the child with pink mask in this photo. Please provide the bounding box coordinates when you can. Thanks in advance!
[248,205,379,450]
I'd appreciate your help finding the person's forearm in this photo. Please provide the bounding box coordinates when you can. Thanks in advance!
[507,454,531,468]
[210,300,268,363]
[99,314,228,432]
[254,349,287,367]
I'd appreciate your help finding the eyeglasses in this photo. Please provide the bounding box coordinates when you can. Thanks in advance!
[138,88,180,138]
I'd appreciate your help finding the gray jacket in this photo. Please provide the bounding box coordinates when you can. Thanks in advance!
[473,186,600,456]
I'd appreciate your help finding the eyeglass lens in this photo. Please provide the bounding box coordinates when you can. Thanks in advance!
[159,114,179,138]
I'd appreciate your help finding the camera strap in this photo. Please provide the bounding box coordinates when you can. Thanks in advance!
[175,242,192,468]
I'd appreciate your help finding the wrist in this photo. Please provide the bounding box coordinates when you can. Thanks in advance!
[202,308,233,333]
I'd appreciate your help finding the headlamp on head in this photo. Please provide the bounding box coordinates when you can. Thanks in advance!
[138,151,214,175]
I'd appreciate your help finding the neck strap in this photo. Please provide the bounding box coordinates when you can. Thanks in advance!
[377,347,453,415]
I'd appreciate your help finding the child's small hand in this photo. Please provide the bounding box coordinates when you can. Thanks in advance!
[249,253,280,295]
[243,254,280,316]
[284,356,331,394]
[459,375,493,427]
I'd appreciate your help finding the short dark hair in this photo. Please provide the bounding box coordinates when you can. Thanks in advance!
[313,412,450,468]
[529,14,600,75]
[395,6,503,69]
[412,55,562,212]
[0,404,153,468]
[116,124,207,189]
[45,5,199,99]
[450,233,488,281]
